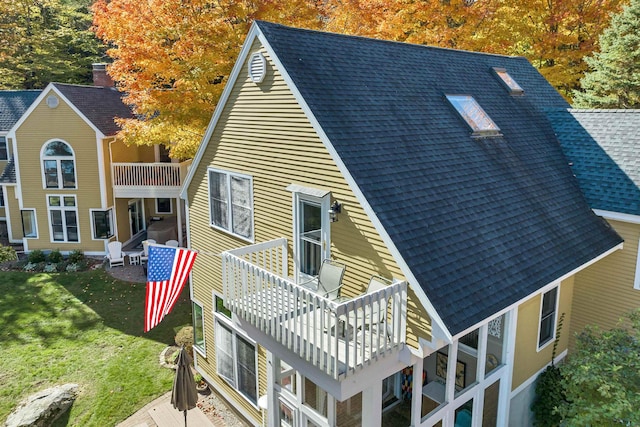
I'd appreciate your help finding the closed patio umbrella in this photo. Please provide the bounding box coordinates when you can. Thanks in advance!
[171,346,198,426]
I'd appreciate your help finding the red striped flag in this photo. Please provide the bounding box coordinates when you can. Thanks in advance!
[144,244,197,332]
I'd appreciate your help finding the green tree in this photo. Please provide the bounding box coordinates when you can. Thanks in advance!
[0,0,105,89]
[558,310,640,425]
[573,0,640,108]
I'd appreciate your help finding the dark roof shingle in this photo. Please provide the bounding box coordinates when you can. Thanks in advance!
[0,90,41,132]
[548,109,640,216]
[256,22,623,335]
[53,83,133,136]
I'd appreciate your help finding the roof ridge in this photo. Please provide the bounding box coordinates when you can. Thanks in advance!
[255,20,527,61]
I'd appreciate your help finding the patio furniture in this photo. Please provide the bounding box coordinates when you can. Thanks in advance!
[140,239,156,264]
[299,259,346,301]
[106,241,125,268]
[128,251,142,265]
[165,239,179,247]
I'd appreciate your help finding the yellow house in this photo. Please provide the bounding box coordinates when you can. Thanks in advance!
[181,23,622,427]
[1,65,191,255]
[549,109,640,346]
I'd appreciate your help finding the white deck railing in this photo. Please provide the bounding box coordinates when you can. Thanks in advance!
[222,238,407,380]
[112,160,191,187]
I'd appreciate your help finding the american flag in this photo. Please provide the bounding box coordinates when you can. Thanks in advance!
[144,244,197,332]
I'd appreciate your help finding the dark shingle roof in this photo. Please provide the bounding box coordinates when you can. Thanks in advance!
[53,83,133,136]
[0,158,16,184]
[256,22,623,335]
[548,109,640,216]
[0,90,41,132]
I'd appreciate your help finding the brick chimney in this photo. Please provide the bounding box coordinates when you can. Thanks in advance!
[92,63,114,87]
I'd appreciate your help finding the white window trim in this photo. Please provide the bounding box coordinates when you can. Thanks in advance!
[40,139,77,190]
[21,209,38,238]
[634,239,640,290]
[207,168,254,243]
[46,194,80,243]
[192,300,206,357]
[536,285,560,351]
[292,191,331,283]
[155,198,173,215]
[213,303,259,409]
[89,208,114,240]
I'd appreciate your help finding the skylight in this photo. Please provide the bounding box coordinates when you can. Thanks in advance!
[446,95,501,137]
[493,68,524,95]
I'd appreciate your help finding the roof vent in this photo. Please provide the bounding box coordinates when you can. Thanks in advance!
[248,52,266,84]
[46,95,59,109]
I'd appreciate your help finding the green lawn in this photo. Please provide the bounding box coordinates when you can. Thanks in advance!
[0,269,192,426]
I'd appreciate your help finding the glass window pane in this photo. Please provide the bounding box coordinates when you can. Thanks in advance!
[231,205,251,237]
[65,211,78,242]
[63,196,76,207]
[44,160,59,188]
[209,171,226,199]
[92,210,113,239]
[156,198,171,213]
[51,210,64,241]
[236,335,257,403]
[0,136,7,161]
[48,196,60,206]
[44,140,73,156]
[486,314,505,376]
[61,160,75,188]
[193,303,205,349]
[230,176,250,208]
[215,296,232,319]
[21,210,37,238]
[211,200,228,229]
[446,95,500,133]
[215,323,234,384]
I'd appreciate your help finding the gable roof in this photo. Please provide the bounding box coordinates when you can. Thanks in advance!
[52,83,133,136]
[0,90,41,132]
[547,109,640,217]
[188,22,623,337]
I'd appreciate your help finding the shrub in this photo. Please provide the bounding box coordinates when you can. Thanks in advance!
[43,263,58,273]
[48,249,64,264]
[28,249,46,264]
[175,326,194,359]
[65,263,79,272]
[23,262,39,272]
[0,245,17,262]
[68,249,84,264]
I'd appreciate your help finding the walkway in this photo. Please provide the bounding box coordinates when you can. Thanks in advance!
[116,392,220,427]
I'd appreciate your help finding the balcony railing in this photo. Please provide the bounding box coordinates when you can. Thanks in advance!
[222,238,407,380]
[112,160,191,188]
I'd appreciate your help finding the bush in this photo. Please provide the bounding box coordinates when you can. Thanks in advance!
[68,249,84,264]
[43,263,58,273]
[175,326,194,359]
[48,249,63,264]
[0,245,17,263]
[28,249,46,264]
[23,262,39,272]
[65,263,79,272]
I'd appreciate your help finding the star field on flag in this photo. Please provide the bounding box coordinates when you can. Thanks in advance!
[144,244,197,332]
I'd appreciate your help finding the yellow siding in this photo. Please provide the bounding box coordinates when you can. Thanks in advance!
[6,186,22,240]
[187,41,431,421]
[569,219,640,349]
[14,88,105,252]
[512,277,574,390]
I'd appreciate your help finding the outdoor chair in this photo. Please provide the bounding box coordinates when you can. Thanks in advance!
[165,239,179,247]
[359,275,393,338]
[140,239,156,264]
[106,241,125,268]
[299,259,346,301]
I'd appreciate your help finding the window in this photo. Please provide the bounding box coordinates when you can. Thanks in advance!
[208,169,253,240]
[41,140,76,189]
[446,95,501,137]
[538,287,558,348]
[215,320,258,405]
[0,136,7,161]
[21,210,37,238]
[156,198,172,214]
[47,195,79,242]
[91,209,114,239]
[193,301,205,355]
[493,68,524,95]
[0,187,4,207]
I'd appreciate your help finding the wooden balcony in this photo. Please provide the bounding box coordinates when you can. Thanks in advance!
[222,238,408,388]
[111,160,191,198]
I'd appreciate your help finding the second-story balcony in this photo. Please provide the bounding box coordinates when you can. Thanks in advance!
[111,160,192,198]
[222,238,408,400]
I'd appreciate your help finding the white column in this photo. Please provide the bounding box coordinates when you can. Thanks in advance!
[361,379,383,426]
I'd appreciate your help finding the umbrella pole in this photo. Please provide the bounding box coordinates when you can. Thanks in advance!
[184,409,187,426]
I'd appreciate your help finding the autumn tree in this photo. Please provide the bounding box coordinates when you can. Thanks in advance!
[0,0,105,89]
[92,0,324,159]
[573,0,640,108]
